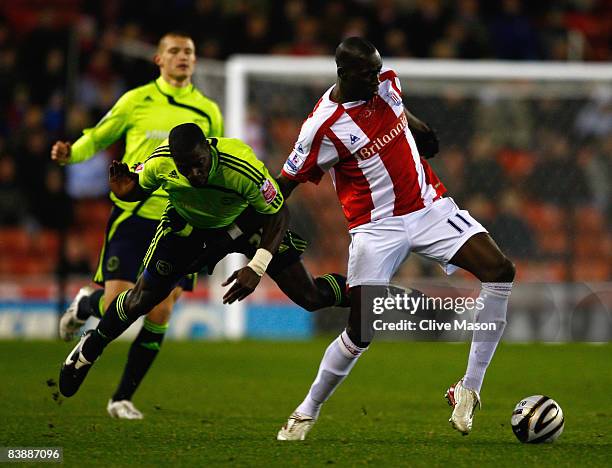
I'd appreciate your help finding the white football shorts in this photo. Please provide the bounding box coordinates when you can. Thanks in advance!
[347,197,487,287]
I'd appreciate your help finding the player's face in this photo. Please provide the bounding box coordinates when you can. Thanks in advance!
[340,51,383,101]
[175,147,212,188]
[155,36,196,83]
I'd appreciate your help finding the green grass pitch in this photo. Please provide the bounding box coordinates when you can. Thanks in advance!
[0,340,610,467]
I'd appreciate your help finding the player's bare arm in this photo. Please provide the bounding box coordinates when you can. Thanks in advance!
[404,109,439,159]
[50,141,72,165]
[109,160,149,201]
[275,174,300,199]
[223,204,290,304]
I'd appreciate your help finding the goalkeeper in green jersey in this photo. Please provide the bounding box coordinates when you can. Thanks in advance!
[59,123,348,398]
[50,32,224,419]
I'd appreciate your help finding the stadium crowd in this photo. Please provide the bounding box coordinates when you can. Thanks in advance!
[0,0,610,281]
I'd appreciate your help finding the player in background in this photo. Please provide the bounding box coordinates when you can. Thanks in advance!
[50,32,224,419]
[275,37,515,440]
[59,123,350,399]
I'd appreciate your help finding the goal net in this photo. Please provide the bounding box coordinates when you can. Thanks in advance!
[225,57,612,282]
[101,45,612,341]
[222,56,612,341]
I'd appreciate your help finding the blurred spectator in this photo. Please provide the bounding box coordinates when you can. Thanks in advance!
[529,133,591,206]
[405,0,450,57]
[488,189,536,258]
[241,14,272,55]
[464,134,506,199]
[489,0,540,60]
[475,83,533,149]
[574,85,612,139]
[0,154,28,226]
[579,138,611,222]
[57,233,92,275]
[452,0,490,58]
[0,0,610,281]
[32,166,73,230]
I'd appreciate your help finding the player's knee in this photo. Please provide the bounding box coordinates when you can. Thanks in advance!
[124,288,159,318]
[487,256,516,283]
[297,290,324,312]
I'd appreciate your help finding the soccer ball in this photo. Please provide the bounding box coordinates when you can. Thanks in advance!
[511,395,564,443]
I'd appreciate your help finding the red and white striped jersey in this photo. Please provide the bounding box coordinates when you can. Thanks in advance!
[281,68,446,230]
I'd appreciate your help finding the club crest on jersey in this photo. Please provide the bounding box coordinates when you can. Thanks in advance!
[260,179,278,204]
[349,134,360,145]
[132,162,144,173]
[386,91,402,106]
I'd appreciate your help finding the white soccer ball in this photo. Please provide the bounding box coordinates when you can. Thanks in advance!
[511,395,564,443]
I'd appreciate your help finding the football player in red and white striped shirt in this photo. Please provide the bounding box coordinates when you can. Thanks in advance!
[276,37,515,440]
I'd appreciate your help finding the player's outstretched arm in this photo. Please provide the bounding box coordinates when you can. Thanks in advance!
[109,160,149,201]
[50,141,72,165]
[222,204,290,304]
[404,109,439,159]
[275,174,300,199]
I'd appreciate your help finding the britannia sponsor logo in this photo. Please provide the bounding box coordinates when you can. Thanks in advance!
[356,113,408,161]
[260,179,278,204]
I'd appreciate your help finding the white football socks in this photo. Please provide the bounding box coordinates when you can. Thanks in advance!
[296,330,367,419]
[463,282,512,392]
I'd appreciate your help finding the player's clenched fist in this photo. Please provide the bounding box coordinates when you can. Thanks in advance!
[50,141,71,164]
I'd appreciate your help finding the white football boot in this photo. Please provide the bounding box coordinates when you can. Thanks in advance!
[107,400,144,420]
[59,286,95,341]
[277,412,315,441]
[445,379,481,435]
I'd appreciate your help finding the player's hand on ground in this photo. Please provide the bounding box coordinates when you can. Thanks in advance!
[50,141,71,165]
[109,160,136,198]
[222,267,262,303]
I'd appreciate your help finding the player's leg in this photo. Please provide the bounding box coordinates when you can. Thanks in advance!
[270,261,349,310]
[58,269,174,398]
[59,210,233,398]
[58,209,205,397]
[278,220,408,440]
[264,231,350,310]
[108,286,183,418]
[59,206,138,340]
[410,197,514,434]
[444,232,515,434]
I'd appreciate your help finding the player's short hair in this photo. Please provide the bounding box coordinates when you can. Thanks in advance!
[335,37,378,67]
[157,31,194,52]
[169,123,207,160]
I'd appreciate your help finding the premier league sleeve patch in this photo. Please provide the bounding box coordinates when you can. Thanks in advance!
[282,150,306,176]
[260,179,278,204]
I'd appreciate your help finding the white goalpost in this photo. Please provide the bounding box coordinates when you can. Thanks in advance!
[112,42,612,340]
[225,55,612,139]
[221,56,612,340]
